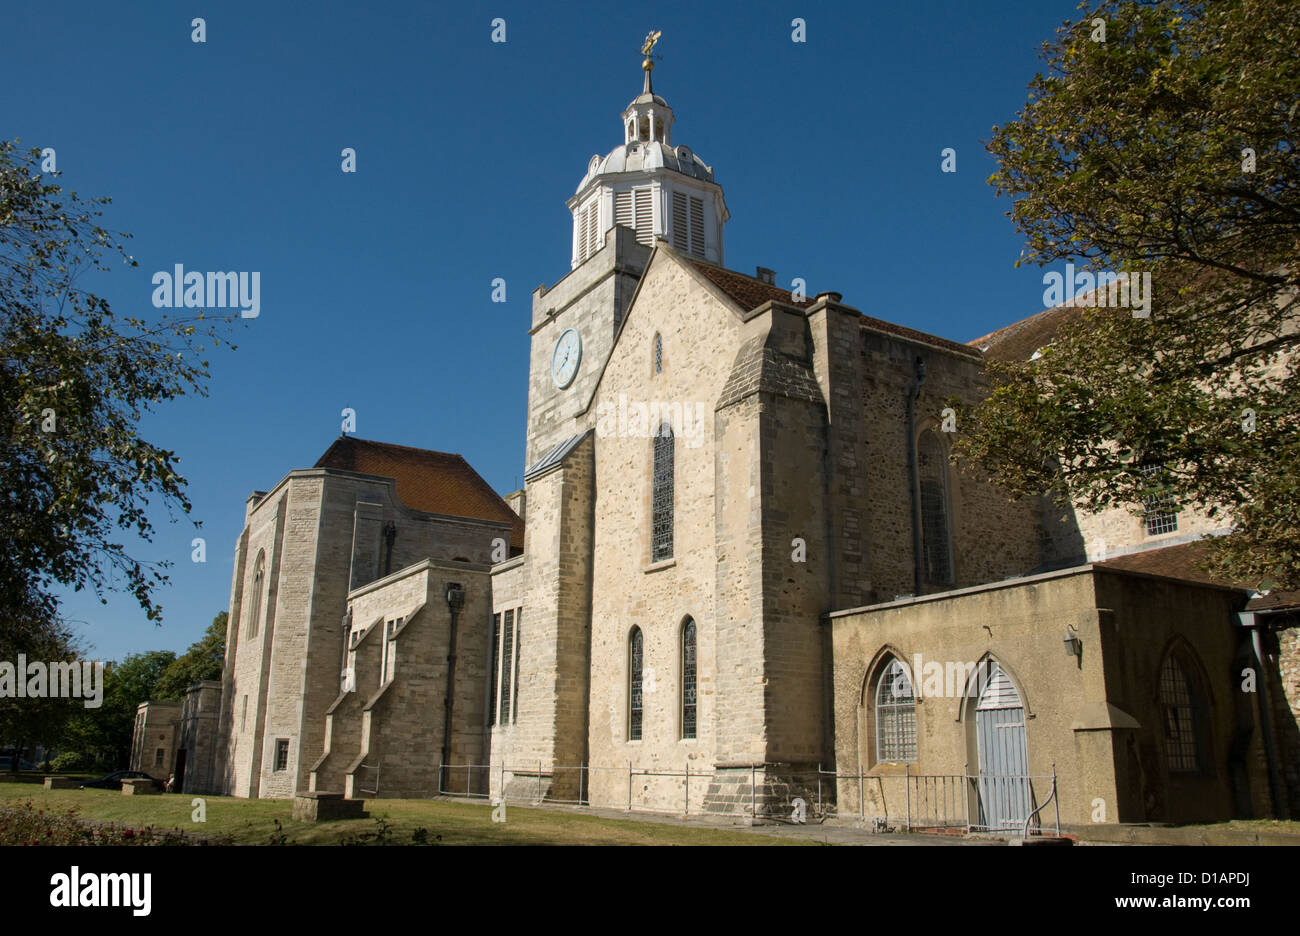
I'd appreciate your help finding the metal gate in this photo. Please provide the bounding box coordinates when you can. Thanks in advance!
[975,666,1031,830]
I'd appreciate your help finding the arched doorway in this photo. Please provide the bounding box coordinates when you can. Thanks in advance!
[975,666,1030,830]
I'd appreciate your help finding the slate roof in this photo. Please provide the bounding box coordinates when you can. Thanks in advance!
[314,436,523,549]
[524,430,590,481]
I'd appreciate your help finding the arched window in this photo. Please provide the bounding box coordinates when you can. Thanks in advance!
[681,618,697,740]
[247,551,266,639]
[874,657,916,763]
[651,424,674,562]
[1159,650,1206,773]
[629,627,644,741]
[917,431,953,584]
[653,333,663,374]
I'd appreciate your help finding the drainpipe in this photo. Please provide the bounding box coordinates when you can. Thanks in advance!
[905,356,926,596]
[1237,610,1285,817]
[441,583,465,791]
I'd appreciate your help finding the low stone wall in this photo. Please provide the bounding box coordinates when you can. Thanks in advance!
[292,792,367,821]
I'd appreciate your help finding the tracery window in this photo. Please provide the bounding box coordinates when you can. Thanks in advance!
[681,618,697,740]
[651,425,674,562]
[629,627,644,741]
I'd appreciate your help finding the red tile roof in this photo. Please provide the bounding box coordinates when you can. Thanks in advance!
[968,302,1088,363]
[1096,540,1297,610]
[686,259,980,358]
[688,260,816,312]
[315,436,523,549]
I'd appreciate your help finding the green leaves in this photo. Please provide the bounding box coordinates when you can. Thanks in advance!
[0,140,235,632]
[963,0,1300,588]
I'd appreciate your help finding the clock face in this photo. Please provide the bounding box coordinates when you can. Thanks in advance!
[552,328,582,389]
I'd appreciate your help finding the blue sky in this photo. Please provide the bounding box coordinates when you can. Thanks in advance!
[4,0,1086,661]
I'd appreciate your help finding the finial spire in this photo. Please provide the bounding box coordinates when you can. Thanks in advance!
[641,29,661,94]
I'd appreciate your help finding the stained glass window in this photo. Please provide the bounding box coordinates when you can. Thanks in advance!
[652,426,674,562]
[682,618,697,739]
[629,627,644,741]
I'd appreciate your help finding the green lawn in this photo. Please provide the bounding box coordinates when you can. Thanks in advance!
[0,784,810,846]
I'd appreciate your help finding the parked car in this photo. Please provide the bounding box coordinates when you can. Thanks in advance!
[0,756,39,771]
[80,770,164,791]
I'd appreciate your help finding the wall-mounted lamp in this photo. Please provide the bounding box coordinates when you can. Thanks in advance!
[1063,625,1082,657]
[445,582,465,612]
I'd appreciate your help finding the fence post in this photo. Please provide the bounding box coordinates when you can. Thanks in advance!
[858,763,864,819]
[750,765,757,820]
[466,763,470,796]
[1052,763,1060,837]
[499,761,505,804]
[628,761,632,811]
[817,763,822,817]
[963,764,970,832]
[684,762,689,816]
[905,763,911,833]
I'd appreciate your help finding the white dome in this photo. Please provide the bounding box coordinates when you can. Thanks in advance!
[576,142,715,194]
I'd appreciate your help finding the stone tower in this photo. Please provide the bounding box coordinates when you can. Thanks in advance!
[525,48,728,466]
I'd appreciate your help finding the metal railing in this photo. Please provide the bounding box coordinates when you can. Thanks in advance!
[815,762,1061,835]
[412,760,1064,835]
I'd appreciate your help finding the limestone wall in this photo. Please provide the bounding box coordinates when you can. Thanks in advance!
[830,567,1259,828]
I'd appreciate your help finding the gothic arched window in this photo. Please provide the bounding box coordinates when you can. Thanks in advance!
[247,551,266,639]
[917,431,953,585]
[651,424,674,562]
[681,618,697,740]
[1159,649,1207,773]
[629,627,644,741]
[653,333,663,374]
[874,657,917,763]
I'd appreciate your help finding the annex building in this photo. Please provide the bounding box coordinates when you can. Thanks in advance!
[134,53,1300,831]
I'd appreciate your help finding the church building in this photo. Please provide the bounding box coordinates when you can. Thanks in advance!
[142,47,1299,831]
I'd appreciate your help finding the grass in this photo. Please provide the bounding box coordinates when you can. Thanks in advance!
[0,785,810,846]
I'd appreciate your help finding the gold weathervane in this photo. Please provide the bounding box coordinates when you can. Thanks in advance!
[641,29,661,70]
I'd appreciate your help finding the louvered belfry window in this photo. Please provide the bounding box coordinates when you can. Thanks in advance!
[651,424,674,562]
[671,191,706,257]
[615,187,654,246]
[629,627,644,741]
[681,618,697,740]
[579,202,600,262]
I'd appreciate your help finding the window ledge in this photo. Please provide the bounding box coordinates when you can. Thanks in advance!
[867,763,915,778]
[643,558,676,574]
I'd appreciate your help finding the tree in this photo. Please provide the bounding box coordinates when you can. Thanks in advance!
[153,611,226,701]
[0,614,82,770]
[0,140,236,637]
[960,0,1300,588]
[58,650,175,769]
